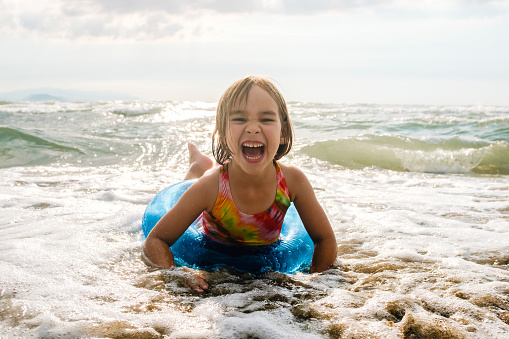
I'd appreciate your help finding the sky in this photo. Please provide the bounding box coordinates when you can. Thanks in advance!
[1,0,509,105]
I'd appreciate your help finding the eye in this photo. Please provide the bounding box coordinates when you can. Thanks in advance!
[260,118,275,123]
[231,117,246,123]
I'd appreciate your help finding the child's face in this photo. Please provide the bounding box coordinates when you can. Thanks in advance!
[226,85,283,174]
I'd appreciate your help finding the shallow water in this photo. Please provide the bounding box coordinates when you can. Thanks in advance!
[1,101,508,338]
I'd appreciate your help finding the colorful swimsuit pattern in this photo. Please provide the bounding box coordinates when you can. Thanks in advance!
[201,161,291,246]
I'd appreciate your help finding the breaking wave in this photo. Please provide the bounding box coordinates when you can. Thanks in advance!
[0,127,84,168]
[300,135,509,174]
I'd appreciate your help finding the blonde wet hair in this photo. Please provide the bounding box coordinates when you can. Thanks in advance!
[212,76,294,165]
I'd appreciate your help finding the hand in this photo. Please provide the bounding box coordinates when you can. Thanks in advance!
[161,266,209,293]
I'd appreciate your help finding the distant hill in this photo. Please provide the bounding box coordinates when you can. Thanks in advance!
[0,88,138,102]
[24,94,68,102]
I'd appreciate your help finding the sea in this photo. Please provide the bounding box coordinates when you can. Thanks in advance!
[1,100,508,338]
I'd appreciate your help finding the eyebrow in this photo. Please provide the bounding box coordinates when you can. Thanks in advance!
[261,111,278,116]
[230,110,278,116]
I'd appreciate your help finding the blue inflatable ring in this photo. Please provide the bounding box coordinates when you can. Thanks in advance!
[142,180,314,274]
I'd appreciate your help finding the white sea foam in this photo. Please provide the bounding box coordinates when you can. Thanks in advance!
[1,102,508,337]
[396,146,488,173]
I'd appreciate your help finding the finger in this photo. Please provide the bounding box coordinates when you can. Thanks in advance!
[186,279,205,293]
[191,276,208,292]
[182,274,206,292]
[178,267,209,292]
[196,272,208,281]
[188,269,208,287]
[197,277,208,291]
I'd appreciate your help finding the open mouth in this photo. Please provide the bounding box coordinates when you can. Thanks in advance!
[242,142,265,160]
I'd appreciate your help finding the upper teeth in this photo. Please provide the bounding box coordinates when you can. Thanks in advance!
[243,142,263,147]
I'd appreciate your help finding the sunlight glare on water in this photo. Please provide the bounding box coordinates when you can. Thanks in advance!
[0,101,508,338]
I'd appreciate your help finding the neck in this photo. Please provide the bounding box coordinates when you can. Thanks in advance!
[228,160,276,186]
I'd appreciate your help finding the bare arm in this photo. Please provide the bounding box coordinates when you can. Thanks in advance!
[143,172,217,291]
[284,165,337,273]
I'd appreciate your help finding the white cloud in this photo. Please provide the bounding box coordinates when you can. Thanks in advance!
[66,0,509,15]
[2,0,507,41]
[1,0,508,104]
[1,0,187,40]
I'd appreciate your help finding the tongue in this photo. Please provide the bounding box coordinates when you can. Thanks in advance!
[243,146,263,158]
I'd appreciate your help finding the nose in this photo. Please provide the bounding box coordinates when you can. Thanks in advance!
[246,121,260,134]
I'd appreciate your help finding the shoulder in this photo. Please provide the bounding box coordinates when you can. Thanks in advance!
[278,162,308,183]
[185,166,220,211]
[278,162,312,201]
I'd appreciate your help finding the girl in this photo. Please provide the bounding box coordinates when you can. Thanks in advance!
[143,76,337,292]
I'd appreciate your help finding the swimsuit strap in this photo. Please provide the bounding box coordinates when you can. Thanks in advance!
[218,161,289,215]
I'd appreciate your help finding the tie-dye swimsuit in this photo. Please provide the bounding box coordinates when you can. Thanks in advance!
[201,161,291,246]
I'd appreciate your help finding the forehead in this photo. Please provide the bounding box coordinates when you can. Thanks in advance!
[230,85,279,112]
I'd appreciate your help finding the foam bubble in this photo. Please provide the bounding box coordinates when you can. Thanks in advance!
[2,102,509,338]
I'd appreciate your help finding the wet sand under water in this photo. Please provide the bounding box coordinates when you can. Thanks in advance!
[74,246,509,338]
[1,101,508,338]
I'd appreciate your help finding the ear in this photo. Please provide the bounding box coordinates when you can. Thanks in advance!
[280,127,286,145]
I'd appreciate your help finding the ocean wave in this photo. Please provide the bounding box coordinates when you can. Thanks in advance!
[300,135,509,175]
[0,126,83,168]
[479,126,509,142]
[110,105,163,116]
[289,104,509,144]
[104,101,216,119]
